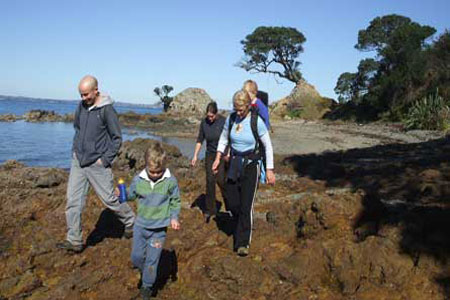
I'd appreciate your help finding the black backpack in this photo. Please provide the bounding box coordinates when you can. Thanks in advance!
[256,90,269,108]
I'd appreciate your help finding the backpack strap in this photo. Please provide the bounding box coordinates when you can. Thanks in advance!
[100,105,106,125]
[74,102,82,128]
[250,107,266,173]
[228,112,237,148]
[250,108,260,154]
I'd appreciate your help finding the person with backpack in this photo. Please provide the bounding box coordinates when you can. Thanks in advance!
[212,90,275,257]
[56,75,135,253]
[243,80,271,131]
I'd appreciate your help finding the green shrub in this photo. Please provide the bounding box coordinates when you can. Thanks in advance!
[403,91,449,131]
[285,101,303,119]
[286,109,302,119]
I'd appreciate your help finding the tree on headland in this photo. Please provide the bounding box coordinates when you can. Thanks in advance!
[333,14,445,124]
[238,26,306,84]
[154,85,174,112]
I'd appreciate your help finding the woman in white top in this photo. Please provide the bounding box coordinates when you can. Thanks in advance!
[212,90,275,257]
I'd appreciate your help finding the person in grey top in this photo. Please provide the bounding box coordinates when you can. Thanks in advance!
[191,102,227,223]
[56,75,135,253]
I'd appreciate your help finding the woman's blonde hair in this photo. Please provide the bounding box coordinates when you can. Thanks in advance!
[233,90,252,108]
[144,142,167,169]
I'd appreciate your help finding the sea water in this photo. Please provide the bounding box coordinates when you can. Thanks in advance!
[0,97,202,168]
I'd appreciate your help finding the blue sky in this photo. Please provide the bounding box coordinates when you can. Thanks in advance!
[0,0,448,108]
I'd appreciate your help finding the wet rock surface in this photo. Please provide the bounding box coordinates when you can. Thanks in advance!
[1,136,449,299]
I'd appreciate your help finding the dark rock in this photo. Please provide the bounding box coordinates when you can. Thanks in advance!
[115,138,183,173]
[265,211,278,225]
[32,169,66,188]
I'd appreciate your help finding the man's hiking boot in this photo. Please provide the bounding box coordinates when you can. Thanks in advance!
[140,286,155,299]
[204,213,215,224]
[56,240,83,253]
[237,246,249,257]
[123,227,133,239]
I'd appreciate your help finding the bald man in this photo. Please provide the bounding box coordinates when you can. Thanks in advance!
[56,75,135,253]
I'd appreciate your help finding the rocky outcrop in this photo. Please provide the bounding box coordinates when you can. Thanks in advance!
[114,138,190,178]
[0,111,74,123]
[23,110,74,122]
[168,88,214,117]
[0,114,18,122]
[0,110,74,123]
[271,79,335,120]
[119,112,200,138]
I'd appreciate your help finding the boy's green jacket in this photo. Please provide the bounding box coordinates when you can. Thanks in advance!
[128,168,180,229]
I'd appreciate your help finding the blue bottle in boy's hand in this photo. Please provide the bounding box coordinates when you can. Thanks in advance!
[118,178,127,203]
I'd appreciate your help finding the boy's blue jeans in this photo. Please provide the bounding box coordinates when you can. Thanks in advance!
[131,224,167,288]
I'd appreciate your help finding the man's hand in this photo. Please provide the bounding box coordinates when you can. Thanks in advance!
[266,169,276,185]
[170,219,180,230]
[114,187,120,197]
[96,158,103,166]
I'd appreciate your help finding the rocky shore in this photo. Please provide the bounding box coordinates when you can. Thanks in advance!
[0,110,74,123]
[1,130,449,299]
[0,110,200,138]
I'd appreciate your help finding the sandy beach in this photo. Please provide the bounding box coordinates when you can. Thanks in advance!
[270,120,445,155]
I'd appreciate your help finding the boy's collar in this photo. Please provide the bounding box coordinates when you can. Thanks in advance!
[139,168,171,183]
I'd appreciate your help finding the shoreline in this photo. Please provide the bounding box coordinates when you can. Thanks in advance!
[1,109,447,160]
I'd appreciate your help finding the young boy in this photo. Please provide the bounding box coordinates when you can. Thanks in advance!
[118,142,181,299]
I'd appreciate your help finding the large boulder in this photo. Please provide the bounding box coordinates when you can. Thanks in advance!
[168,88,213,117]
[114,138,190,177]
[271,79,335,120]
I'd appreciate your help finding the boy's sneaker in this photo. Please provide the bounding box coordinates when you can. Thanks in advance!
[123,227,133,239]
[140,286,155,299]
[56,240,83,253]
[237,246,249,257]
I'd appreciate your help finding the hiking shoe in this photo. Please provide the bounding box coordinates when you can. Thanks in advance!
[237,246,249,257]
[56,240,83,253]
[140,286,155,299]
[204,213,216,224]
[123,227,133,239]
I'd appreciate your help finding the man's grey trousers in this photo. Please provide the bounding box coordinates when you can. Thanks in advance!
[65,156,135,245]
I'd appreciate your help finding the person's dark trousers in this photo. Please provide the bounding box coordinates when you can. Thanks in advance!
[205,152,226,216]
[225,161,259,249]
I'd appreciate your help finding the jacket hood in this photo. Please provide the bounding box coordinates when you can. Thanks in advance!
[95,94,114,108]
